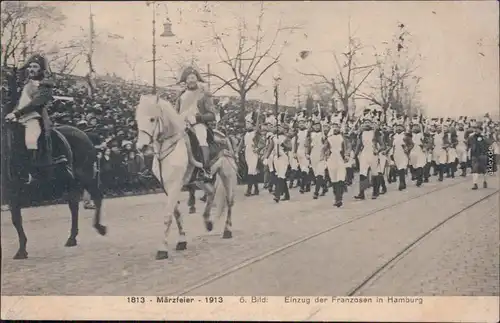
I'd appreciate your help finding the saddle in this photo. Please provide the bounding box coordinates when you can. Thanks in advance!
[34,126,74,179]
[183,127,219,190]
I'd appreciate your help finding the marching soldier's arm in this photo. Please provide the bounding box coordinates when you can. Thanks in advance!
[13,82,53,118]
[305,132,312,155]
[340,139,346,160]
[264,137,274,159]
[403,133,414,151]
[236,135,245,154]
[293,135,299,154]
[196,92,216,123]
[354,132,362,157]
[375,129,386,152]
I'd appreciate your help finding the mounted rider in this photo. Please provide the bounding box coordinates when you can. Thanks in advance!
[5,53,67,183]
[175,66,216,181]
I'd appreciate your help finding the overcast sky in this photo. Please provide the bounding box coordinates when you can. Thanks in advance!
[28,1,499,117]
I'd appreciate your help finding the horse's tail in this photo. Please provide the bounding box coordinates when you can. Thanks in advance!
[54,125,97,177]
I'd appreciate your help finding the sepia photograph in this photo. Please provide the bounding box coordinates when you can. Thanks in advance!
[1,0,499,320]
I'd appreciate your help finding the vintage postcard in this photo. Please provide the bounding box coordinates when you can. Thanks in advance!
[1,0,499,321]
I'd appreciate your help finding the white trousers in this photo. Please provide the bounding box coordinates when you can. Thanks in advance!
[245,150,259,175]
[359,151,379,176]
[456,145,468,163]
[326,155,346,183]
[24,118,42,150]
[193,123,208,146]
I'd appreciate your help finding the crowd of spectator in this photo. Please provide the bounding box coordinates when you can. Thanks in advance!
[1,67,288,204]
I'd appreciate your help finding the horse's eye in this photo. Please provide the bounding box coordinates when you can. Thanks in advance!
[150,117,155,123]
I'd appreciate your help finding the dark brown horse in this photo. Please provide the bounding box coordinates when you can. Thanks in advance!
[3,121,107,259]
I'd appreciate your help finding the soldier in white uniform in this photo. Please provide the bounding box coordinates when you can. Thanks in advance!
[310,119,326,199]
[433,123,450,181]
[294,118,311,194]
[264,117,292,203]
[390,118,412,191]
[354,112,383,200]
[409,120,427,187]
[325,114,347,207]
[455,119,469,177]
[241,111,260,196]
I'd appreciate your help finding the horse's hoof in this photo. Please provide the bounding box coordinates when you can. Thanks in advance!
[176,241,187,251]
[156,250,169,260]
[94,224,107,236]
[13,250,28,259]
[222,230,232,239]
[205,221,213,232]
[189,207,196,214]
[65,238,77,247]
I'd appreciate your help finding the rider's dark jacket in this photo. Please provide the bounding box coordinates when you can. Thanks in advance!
[13,79,54,131]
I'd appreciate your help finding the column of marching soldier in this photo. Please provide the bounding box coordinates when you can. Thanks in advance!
[238,107,499,207]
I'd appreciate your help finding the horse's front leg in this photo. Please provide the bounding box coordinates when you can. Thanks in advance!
[173,203,187,250]
[200,180,216,232]
[220,160,237,239]
[65,187,81,247]
[10,202,28,259]
[156,165,185,260]
[188,187,196,214]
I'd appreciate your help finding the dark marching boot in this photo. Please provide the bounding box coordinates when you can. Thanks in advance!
[371,175,379,199]
[321,176,329,196]
[398,169,406,191]
[281,179,290,201]
[460,162,467,177]
[379,175,387,194]
[313,175,323,199]
[423,163,430,183]
[288,170,295,189]
[416,167,424,187]
[268,173,276,193]
[245,175,253,196]
[299,171,307,194]
[333,182,343,207]
[451,162,457,178]
[410,165,416,181]
[431,161,438,176]
[273,177,282,203]
[305,171,312,192]
[346,167,353,185]
[438,164,444,182]
[445,163,451,178]
[354,175,366,200]
[253,175,259,195]
[263,167,270,189]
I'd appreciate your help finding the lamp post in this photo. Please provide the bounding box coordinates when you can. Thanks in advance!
[148,1,175,94]
[273,72,281,157]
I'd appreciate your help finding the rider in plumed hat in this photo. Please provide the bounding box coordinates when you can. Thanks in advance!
[175,65,216,181]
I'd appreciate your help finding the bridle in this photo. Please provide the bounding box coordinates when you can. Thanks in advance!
[138,103,183,163]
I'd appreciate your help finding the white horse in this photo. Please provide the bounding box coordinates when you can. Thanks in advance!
[135,94,237,260]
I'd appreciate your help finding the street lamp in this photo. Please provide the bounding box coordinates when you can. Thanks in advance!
[149,1,175,94]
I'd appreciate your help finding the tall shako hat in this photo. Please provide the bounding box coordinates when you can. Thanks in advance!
[178,66,205,84]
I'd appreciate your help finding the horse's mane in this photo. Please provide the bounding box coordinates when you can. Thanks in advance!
[138,94,185,136]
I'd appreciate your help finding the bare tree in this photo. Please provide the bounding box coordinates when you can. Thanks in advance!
[299,23,375,113]
[1,1,65,67]
[43,38,88,75]
[356,23,421,116]
[206,2,301,121]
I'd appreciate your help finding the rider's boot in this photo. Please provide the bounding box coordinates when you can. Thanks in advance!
[200,146,212,182]
[23,149,39,184]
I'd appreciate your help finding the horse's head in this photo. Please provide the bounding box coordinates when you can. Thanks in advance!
[135,94,184,151]
[135,95,163,150]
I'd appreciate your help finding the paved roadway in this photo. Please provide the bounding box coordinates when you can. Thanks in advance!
[1,174,498,296]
